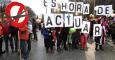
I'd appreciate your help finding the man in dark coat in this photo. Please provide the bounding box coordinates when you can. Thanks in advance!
[61,27,69,50]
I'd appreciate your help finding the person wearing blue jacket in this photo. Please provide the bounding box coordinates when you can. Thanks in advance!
[43,28,53,52]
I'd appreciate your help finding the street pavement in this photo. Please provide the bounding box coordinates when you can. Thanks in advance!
[0,30,115,60]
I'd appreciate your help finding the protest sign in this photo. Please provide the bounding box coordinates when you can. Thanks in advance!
[95,5,112,15]
[75,2,83,13]
[83,4,90,14]
[93,24,102,37]
[54,14,63,27]
[64,14,73,27]
[74,16,82,29]
[81,21,90,33]
[44,14,55,28]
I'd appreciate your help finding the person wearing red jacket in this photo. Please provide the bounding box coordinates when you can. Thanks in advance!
[19,24,29,60]
[0,23,5,56]
[80,33,89,50]
[3,19,14,52]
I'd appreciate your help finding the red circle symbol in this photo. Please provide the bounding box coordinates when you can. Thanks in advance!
[5,2,29,28]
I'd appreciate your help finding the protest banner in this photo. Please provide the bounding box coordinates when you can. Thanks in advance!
[68,2,75,12]
[44,14,55,28]
[64,14,73,27]
[83,4,90,14]
[81,21,90,34]
[74,16,82,29]
[93,24,102,37]
[95,5,112,15]
[75,2,83,13]
[54,14,63,27]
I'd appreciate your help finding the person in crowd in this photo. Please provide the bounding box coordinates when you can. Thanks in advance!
[90,19,96,39]
[94,18,105,51]
[95,36,102,51]
[61,27,69,50]
[0,22,5,56]
[52,28,56,46]
[100,17,107,51]
[110,20,115,44]
[19,24,29,60]
[71,29,80,49]
[27,18,33,53]
[10,25,19,52]
[43,28,53,52]
[26,6,37,41]
[55,27,62,52]
[80,33,89,50]
[66,27,76,50]
[48,28,54,52]
[32,18,38,41]
[3,19,14,53]
[95,28,105,51]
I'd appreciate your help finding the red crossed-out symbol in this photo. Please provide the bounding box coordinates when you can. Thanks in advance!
[5,2,29,28]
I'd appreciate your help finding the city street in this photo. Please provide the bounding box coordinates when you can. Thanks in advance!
[0,29,115,60]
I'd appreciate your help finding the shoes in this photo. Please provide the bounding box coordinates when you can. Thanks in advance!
[57,48,61,52]
[100,48,104,51]
[95,48,99,51]
[0,51,5,56]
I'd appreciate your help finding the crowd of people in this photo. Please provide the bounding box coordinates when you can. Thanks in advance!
[41,15,115,53]
[0,7,38,60]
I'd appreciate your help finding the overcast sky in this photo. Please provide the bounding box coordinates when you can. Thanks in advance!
[11,0,46,16]
[11,0,69,16]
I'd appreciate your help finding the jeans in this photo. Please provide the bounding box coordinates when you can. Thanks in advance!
[57,34,62,49]
[20,40,29,60]
[4,35,14,52]
[11,33,18,52]
[27,33,32,52]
